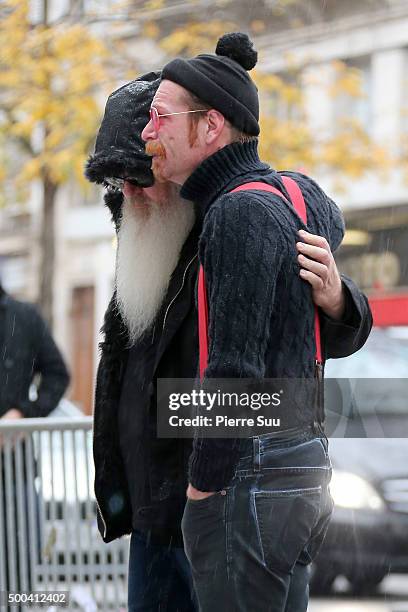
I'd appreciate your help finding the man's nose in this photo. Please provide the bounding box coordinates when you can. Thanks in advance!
[142,119,156,142]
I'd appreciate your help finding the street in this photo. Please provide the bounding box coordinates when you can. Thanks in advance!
[309,574,408,611]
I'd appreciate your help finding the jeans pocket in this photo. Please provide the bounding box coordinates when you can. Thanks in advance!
[253,485,321,574]
[181,493,225,569]
[303,485,334,564]
[260,437,329,472]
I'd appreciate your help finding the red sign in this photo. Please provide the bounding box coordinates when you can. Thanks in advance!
[368,294,408,327]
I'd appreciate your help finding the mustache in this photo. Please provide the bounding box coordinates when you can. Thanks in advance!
[146,141,166,158]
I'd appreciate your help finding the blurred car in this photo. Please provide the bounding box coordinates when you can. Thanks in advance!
[310,326,408,595]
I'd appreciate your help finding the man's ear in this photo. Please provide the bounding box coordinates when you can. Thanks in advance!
[204,109,225,144]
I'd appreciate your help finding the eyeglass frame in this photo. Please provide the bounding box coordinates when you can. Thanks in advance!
[149,106,208,132]
[104,107,209,190]
[104,176,141,190]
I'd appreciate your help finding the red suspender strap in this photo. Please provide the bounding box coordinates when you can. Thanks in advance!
[198,265,209,381]
[198,177,323,380]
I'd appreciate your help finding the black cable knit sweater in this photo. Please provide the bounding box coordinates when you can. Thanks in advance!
[180,140,371,491]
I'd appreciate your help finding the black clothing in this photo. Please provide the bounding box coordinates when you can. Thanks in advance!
[0,291,70,417]
[128,529,197,610]
[180,140,373,491]
[0,288,69,597]
[93,225,200,544]
[93,145,372,545]
[182,429,333,611]
[85,72,160,190]
[118,328,158,527]
[0,290,5,359]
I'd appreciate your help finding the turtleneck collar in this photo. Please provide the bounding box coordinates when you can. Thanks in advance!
[180,140,269,217]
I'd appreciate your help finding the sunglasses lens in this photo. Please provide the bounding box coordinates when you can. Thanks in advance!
[150,107,159,131]
[106,177,124,190]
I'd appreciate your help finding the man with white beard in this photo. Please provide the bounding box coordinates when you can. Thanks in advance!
[86,73,201,610]
[116,181,195,345]
[115,180,198,611]
[86,72,372,612]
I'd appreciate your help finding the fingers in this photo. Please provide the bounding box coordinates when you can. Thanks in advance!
[296,229,332,291]
[298,229,330,250]
[296,229,332,267]
[297,230,344,315]
[296,241,330,265]
[299,269,325,290]
[297,253,328,280]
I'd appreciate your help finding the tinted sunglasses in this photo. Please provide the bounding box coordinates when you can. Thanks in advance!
[149,106,208,132]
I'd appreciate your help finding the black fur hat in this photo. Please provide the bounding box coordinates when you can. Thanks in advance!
[85,72,160,191]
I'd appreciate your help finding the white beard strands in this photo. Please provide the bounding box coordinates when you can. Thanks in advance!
[115,189,195,345]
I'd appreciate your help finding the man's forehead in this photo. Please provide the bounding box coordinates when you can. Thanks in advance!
[152,80,187,108]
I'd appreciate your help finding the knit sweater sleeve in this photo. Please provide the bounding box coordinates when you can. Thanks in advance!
[188,193,286,491]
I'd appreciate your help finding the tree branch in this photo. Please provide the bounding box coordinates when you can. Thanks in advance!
[0,107,35,156]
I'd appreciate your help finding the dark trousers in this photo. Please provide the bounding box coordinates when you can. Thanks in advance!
[128,530,198,612]
[182,428,333,612]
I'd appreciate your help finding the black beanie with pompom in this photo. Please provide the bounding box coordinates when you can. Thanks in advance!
[161,32,259,136]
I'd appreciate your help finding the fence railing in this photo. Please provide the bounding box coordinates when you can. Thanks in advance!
[0,417,128,611]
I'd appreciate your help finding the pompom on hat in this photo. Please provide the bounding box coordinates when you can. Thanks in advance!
[161,32,260,136]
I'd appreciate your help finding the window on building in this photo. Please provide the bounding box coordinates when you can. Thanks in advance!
[261,71,304,123]
[332,56,372,132]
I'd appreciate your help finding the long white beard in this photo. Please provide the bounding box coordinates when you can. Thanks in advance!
[115,187,195,345]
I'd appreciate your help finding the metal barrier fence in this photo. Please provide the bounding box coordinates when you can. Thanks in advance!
[0,417,129,611]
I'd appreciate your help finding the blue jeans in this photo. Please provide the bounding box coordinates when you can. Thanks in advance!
[128,530,198,612]
[182,427,334,612]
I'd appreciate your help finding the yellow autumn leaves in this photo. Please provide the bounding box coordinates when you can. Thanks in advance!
[0,0,397,201]
[157,22,390,181]
[160,21,236,56]
[254,63,389,182]
[0,0,109,190]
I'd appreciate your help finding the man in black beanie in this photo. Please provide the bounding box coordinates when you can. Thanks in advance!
[86,46,369,612]
[142,32,373,611]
